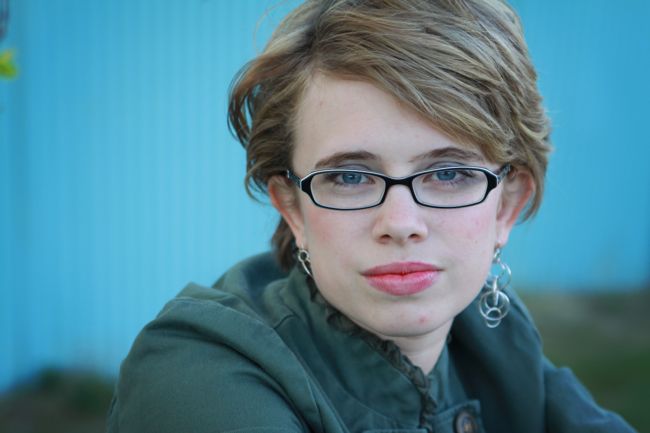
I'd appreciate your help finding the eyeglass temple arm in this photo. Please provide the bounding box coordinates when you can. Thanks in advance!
[496,164,512,182]
[286,170,302,186]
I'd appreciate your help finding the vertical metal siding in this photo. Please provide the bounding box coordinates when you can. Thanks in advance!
[0,0,648,391]
[1,0,299,390]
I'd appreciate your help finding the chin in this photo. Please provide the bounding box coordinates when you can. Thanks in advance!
[366,313,450,340]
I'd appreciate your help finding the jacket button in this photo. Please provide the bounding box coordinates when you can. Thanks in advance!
[454,409,479,433]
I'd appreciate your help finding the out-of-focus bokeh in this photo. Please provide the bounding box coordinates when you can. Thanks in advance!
[1,0,648,431]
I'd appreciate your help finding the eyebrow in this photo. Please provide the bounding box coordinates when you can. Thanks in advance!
[312,147,483,170]
[409,147,484,163]
[313,151,378,170]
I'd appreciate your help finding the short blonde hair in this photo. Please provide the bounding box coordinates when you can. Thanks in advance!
[228,0,552,270]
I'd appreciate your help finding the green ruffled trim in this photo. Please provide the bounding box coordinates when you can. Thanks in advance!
[306,276,437,431]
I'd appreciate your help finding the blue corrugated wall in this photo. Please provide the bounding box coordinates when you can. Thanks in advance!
[0,0,648,391]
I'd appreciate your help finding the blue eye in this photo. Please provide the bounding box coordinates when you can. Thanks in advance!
[341,172,364,184]
[320,171,374,187]
[435,170,457,181]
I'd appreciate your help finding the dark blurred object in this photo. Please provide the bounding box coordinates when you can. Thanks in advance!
[523,288,650,432]
[0,368,114,433]
[0,0,8,40]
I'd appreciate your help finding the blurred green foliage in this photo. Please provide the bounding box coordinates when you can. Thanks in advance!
[0,49,16,78]
[0,291,647,433]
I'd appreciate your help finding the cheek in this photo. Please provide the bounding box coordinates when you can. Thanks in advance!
[302,207,365,254]
[439,204,499,286]
[441,205,498,248]
[301,208,369,295]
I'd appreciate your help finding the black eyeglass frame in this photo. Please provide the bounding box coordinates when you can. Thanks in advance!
[286,164,512,211]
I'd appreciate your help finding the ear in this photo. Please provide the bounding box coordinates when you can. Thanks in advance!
[495,168,534,247]
[268,175,307,248]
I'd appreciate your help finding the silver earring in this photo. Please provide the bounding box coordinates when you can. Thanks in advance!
[479,247,511,328]
[297,248,312,277]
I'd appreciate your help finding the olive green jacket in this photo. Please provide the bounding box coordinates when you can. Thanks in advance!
[107,253,636,433]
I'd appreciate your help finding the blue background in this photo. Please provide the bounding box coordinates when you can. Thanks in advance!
[1,0,649,391]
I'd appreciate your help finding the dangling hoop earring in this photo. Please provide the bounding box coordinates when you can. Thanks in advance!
[297,248,312,278]
[479,247,511,328]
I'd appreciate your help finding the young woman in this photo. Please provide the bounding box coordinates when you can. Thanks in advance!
[107,1,636,432]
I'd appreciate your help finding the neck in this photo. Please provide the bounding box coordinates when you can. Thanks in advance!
[382,320,452,374]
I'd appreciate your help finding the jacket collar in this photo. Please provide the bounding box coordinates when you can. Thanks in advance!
[274,267,465,430]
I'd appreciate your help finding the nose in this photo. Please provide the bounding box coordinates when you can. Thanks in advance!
[371,184,429,245]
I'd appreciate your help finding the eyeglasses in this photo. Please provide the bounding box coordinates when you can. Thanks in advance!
[286,165,511,211]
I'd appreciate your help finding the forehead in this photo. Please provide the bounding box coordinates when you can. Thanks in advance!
[292,74,486,173]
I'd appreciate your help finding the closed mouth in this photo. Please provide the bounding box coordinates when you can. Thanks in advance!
[362,262,441,296]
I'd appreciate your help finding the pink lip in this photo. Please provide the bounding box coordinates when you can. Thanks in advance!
[362,262,441,296]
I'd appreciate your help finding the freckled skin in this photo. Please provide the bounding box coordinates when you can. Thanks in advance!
[272,75,529,371]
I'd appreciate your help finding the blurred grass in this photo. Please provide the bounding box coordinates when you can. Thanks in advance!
[0,290,647,432]
[522,289,650,432]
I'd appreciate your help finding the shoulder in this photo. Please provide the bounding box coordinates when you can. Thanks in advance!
[107,253,316,433]
[542,356,637,432]
[450,289,637,433]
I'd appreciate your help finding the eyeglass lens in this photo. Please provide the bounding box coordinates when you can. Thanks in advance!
[309,168,490,209]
